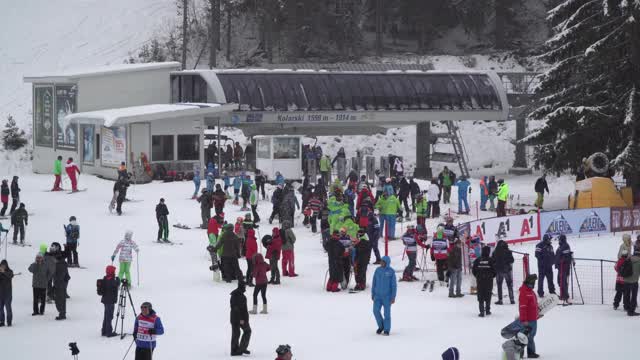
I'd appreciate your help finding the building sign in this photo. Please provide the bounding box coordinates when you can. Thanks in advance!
[470,213,540,244]
[540,208,611,237]
[101,126,126,168]
[34,85,54,147]
[229,112,375,124]
[55,84,78,150]
[81,125,95,165]
[611,207,640,232]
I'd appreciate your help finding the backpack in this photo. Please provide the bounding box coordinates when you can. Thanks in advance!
[96,279,104,296]
[619,258,633,278]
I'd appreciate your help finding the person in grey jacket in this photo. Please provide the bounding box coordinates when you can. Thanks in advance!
[281,220,298,277]
[214,224,243,283]
[53,254,70,320]
[447,239,463,298]
[28,253,53,316]
[623,246,640,316]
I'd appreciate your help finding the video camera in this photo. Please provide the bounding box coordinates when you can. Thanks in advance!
[68,342,80,356]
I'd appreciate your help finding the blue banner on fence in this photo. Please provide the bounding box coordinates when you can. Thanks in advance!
[540,208,610,237]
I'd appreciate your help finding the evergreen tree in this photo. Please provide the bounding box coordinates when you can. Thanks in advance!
[2,115,28,151]
[525,0,639,176]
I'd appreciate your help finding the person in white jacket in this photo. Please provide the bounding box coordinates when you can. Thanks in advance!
[427,179,441,218]
[393,158,404,177]
[111,230,139,285]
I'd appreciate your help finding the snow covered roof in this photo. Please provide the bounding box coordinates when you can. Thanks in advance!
[65,103,235,127]
[24,62,181,82]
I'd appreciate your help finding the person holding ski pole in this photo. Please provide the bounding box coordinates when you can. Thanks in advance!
[133,301,164,360]
[111,231,139,286]
[155,198,169,243]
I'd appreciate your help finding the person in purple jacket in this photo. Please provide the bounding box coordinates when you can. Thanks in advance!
[133,301,164,360]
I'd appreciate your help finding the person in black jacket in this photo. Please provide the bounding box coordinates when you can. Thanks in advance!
[409,177,421,212]
[492,240,515,304]
[331,147,346,167]
[534,175,550,209]
[155,198,169,243]
[0,179,9,216]
[114,177,129,216]
[269,185,284,224]
[100,265,120,336]
[353,230,372,291]
[535,234,556,297]
[0,259,14,326]
[54,254,70,320]
[230,282,251,356]
[472,246,496,317]
[198,189,213,229]
[326,231,346,292]
[10,203,28,245]
[9,176,20,215]
[398,176,411,218]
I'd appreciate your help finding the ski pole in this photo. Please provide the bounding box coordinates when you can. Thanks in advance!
[136,252,140,287]
[121,337,135,360]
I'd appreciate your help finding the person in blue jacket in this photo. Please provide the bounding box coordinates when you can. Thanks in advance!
[192,165,201,199]
[555,234,573,302]
[371,255,397,336]
[232,176,242,204]
[535,234,556,297]
[455,176,471,215]
[275,171,285,186]
[223,171,231,196]
[133,301,164,360]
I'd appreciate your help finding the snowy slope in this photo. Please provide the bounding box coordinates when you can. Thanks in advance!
[0,173,630,360]
[0,0,176,126]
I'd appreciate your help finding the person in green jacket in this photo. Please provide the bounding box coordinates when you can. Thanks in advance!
[52,156,63,191]
[438,167,456,204]
[320,155,332,185]
[375,192,402,239]
[415,193,428,228]
[497,179,509,217]
[250,184,260,223]
[328,191,349,233]
[329,178,343,196]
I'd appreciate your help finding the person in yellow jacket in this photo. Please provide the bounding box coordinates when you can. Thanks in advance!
[497,179,509,217]
[320,155,332,185]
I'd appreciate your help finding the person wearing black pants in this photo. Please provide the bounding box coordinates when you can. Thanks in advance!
[9,176,19,215]
[53,255,70,320]
[10,203,27,244]
[0,260,14,326]
[535,234,556,297]
[155,198,169,242]
[28,253,51,315]
[255,170,266,200]
[472,246,496,317]
[100,265,120,336]
[0,179,9,216]
[230,282,252,356]
[249,253,270,314]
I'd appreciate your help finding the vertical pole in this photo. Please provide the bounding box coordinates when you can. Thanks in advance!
[217,118,222,176]
[600,260,604,305]
[570,261,574,300]
[385,222,389,257]
[476,201,479,220]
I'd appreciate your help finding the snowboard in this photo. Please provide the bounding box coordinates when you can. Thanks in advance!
[538,293,560,318]
[67,189,88,194]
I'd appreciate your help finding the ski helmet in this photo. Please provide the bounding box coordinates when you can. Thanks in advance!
[69,216,76,221]
[276,345,292,356]
[141,301,153,310]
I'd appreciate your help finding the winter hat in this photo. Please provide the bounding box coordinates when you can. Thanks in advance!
[276,344,292,356]
[39,243,48,255]
[441,347,460,360]
[481,246,491,257]
[105,265,116,276]
[69,216,77,221]
[543,234,552,242]
[36,252,44,260]
[244,213,252,221]
[141,301,153,310]
[623,234,631,243]
[124,230,133,241]
[524,274,538,286]
[159,198,165,203]
[559,234,567,243]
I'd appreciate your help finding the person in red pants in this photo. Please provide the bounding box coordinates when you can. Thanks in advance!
[280,220,298,277]
[64,157,81,192]
[52,156,63,191]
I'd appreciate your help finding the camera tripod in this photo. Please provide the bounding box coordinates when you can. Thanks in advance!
[114,280,137,340]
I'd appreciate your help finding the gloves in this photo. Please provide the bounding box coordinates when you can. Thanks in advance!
[468,187,472,194]
[132,332,137,340]
[148,329,156,335]
[111,255,115,262]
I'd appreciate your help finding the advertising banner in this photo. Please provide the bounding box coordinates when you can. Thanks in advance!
[469,213,540,244]
[55,84,78,150]
[610,207,640,232]
[81,125,95,164]
[34,85,54,147]
[540,207,610,237]
[101,126,127,168]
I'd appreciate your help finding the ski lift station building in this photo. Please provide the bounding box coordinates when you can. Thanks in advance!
[24,62,509,180]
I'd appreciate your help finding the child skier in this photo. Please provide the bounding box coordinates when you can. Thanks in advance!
[467,234,482,294]
[401,225,428,282]
[241,174,252,211]
[155,198,169,243]
[206,170,215,193]
[248,253,270,315]
[223,171,231,196]
[368,213,381,264]
[111,230,139,286]
[244,225,258,286]
[64,216,80,267]
[65,157,81,192]
[415,193,427,228]
[338,227,354,289]
[267,228,282,285]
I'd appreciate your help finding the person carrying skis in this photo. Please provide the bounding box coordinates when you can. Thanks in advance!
[535,234,556,297]
[0,259,14,327]
[133,301,165,360]
[448,239,463,298]
[534,174,550,209]
[326,231,345,292]
[497,179,509,217]
[455,176,471,215]
[9,176,20,215]
[353,229,372,291]
[113,176,129,216]
[281,220,297,277]
[0,179,8,216]
[155,198,169,243]
[229,282,251,356]
[438,167,456,204]
[52,155,63,191]
[64,216,80,267]
[479,176,489,211]
[375,189,402,240]
[99,265,120,337]
[212,184,227,216]
[431,225,449,284]
[28,253,52,316]
[401,225,428,282]
[111,230,139,286]
[249,184,260,223]
[198,189,213,229]
[10,202,28,245]
[267,228,282,285]
[493,240,515,305]
[555,235,573,303]
[249,253,270,315]
[192,165,201,199]
[398,176,411,219]
[472,246,496,317]
[53,252,70,320]
[64,158,81,192]
[427,179,441,218]
[371,255,397,336]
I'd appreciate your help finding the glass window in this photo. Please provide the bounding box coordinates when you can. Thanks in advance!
[177,135,199,160]
[256,138,271,159]
[170,76,180,103]
[96,133,101,159]
[192,76,207,103]
[273,137,300,159]
[152,135,174,161]
[180,76,193,102]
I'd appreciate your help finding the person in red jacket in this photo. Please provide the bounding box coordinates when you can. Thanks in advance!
[519,274,540,359]
[430,225,450,284]
[244,228,258,286]
[614,251,628,310]
[249,253,270,315]
[65,158,81,192]
[267,228,282,285]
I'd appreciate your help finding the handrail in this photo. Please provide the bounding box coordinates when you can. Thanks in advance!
[573,257,616,263]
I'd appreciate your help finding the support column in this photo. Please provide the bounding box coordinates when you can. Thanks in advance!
[509,93,533,175]
[414,121,432,179]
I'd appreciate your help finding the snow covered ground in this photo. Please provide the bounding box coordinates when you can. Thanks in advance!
[0,173,633,360]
